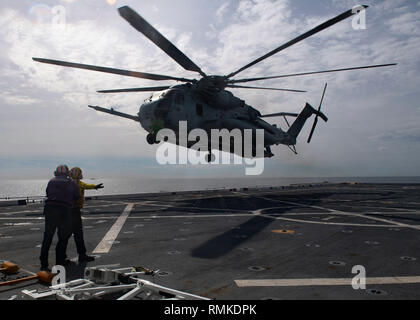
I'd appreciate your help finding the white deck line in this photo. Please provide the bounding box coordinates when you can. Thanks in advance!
[235,276,420,287]
[93,203,134,254]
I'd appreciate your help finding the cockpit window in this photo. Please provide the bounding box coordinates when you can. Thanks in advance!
[155,98,171,118]
[155,91,178,118]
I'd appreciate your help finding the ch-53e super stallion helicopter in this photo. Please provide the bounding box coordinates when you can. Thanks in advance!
[33,5,396,161]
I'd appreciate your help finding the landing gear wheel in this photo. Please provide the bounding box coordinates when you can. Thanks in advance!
[146,133,156,145]
[264,146,274,158]
[206,152,215,163]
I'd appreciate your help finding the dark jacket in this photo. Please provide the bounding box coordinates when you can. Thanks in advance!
[45,176,80,208]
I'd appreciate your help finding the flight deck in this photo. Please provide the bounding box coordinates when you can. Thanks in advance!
[0,183,420,300]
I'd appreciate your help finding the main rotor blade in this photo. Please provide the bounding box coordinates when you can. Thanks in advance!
[229,63,397,84]
[118,6,206,76]
[226,5,368,79]
[227,84,306,93]
[261,112,299,118]
[97,86,171,93]
[32,58,194,82]
[318,83,328,112]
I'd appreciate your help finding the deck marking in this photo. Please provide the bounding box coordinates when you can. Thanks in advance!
[235,276,420,287]
[261,198,420,231]
[2,213,420,229]
[93,203,134,254]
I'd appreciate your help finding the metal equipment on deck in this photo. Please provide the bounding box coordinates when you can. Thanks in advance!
[21,264,209,300]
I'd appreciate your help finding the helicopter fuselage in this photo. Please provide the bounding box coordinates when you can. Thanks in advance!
[138,84,294,157]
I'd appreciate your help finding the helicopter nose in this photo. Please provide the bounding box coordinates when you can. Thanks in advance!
[139,102,154,120]
[140,99,170,121]
[153,98,171,120]
[139,99,170,133]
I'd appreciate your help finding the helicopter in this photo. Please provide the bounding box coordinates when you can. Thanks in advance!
[33,5,396,162]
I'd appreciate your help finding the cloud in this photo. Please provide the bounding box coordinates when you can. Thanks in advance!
[0,6,194,108]
[215,2,230,23]
[370,126,420,144]
[1,93,39,105]
[386,10,420,36]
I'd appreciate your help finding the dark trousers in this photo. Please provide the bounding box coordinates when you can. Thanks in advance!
[39,205,72,266]
[72,208,87,256]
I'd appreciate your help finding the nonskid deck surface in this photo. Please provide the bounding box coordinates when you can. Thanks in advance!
[1,183,420,299]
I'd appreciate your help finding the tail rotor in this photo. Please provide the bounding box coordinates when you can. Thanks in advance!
[307,83,328,143]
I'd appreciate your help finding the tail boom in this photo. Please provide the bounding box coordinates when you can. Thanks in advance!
[286,103,327,144]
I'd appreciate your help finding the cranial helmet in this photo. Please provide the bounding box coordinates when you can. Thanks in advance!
[70,167,83,179]
[54,165,69,177]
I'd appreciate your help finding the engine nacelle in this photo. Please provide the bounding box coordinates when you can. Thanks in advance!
[211,90,245,110]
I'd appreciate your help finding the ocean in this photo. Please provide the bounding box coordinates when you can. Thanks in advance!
[1,176,419,199]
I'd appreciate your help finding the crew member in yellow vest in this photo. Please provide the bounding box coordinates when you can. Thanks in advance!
[69,167,104,263]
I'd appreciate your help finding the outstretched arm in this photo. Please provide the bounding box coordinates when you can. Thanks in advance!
[80,181,100,190]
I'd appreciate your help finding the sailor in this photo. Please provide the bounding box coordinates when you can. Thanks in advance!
[40,165,80,271]
[69,167,104,263]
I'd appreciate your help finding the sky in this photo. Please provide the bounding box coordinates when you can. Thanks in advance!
[0,0,419,179]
